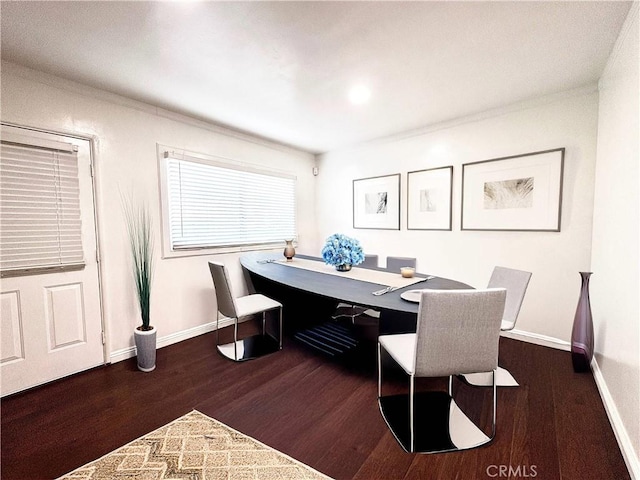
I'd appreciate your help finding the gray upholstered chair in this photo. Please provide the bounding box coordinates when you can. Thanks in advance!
[332,254,379,322]
[378,288,506,453]
[385,256,417,273]
[208,261,282,362]
[464,266,532,387]
[361,254,380,269]
[489,266,532,332]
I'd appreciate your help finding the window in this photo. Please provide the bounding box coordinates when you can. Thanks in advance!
[0,133,84,277]
[161,149,296,253]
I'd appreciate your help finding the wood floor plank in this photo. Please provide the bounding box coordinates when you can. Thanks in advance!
[505,342,562,480]
[352,432,415,480]
[0,333,631,480]
[311,382,389,479]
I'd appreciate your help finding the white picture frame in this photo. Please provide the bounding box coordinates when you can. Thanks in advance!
[353,174,400,230]
[407,166,453,230]
[461,148,564,231]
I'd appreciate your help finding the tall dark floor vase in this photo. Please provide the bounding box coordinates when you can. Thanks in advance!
[571,272,594,372]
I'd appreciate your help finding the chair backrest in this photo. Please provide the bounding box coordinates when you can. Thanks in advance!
[386,256,416,273]
[414,288,506,377]
[361,254,379,269]
[208,261,237,318]
[487,266,532,331]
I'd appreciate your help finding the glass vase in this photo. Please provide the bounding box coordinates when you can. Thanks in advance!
[571,272,594,372]
[283,239,295,261]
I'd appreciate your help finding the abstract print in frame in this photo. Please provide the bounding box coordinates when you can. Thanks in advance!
[461,148,564,231]
[353,173,400,230]
[407,166,453,230]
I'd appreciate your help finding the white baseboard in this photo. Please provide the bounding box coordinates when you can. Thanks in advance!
[591,357,639,480]
[501,328,571,351]
[109,317,235,364]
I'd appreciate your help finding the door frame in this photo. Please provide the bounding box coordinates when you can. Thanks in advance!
[1,121,109,370]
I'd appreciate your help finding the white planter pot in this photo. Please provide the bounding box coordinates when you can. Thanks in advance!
[134,326,157,372]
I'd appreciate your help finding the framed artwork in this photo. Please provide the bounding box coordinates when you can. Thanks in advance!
[461,148,565,231]
[353,173,400,230]
[407,166,453,230]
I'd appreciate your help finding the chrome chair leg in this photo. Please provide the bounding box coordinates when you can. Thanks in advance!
[377,342,382,398]
[216,313,220,350]
[491,369,497,437]
[278,307,283,349]
[409,374,415,452]
[233,318,239,361]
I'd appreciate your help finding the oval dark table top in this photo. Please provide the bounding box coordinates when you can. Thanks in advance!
[240,252,472,315]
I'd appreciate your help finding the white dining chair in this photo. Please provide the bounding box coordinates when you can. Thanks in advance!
[208,261,283,362]
[378,288,506,453]
[463,266,532,387]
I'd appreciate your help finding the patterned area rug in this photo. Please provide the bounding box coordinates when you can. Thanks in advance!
[58,410,331,479]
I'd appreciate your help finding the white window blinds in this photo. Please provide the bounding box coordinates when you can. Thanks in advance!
[165,152,296,250]
[0,138,84,276]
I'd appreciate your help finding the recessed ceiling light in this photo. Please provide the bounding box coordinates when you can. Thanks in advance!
[348,84,371,105]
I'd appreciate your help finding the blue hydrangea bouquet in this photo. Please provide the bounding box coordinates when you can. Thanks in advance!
[321,233,365,271]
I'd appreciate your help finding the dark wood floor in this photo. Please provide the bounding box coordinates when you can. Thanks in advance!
[1,328,630,480]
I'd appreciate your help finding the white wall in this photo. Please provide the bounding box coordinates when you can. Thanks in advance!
[0,62,317,357]
[316,88,599,344]
[592,3,639,476]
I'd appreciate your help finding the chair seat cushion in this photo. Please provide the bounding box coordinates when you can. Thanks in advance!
[235,294,281,318]
[379,333,416,375]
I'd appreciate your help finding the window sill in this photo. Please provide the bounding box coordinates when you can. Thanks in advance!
[160,242,292,260]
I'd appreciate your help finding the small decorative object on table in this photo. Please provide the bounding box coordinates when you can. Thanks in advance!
[400,267,415,278]
[321,233,365,271]
[571,272,594,372]
[283,239,296,261]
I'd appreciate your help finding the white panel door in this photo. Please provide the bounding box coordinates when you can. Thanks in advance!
[0,126,104,396]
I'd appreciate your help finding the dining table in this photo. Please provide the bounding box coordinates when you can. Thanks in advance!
[240,252,472,336]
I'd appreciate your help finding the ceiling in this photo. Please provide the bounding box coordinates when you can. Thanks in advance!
[0,1,632,154]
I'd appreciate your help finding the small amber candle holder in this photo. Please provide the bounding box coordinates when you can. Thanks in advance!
[400,267,415,278]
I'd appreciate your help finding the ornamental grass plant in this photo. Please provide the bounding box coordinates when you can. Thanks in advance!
[122,196,154,331]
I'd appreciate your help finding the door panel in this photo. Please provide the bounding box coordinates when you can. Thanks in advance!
[45,282,87,350]
[1,290,24,363]
[0,125,104,396]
